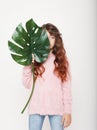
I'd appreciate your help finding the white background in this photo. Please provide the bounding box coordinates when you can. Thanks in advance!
[0,0,96,130]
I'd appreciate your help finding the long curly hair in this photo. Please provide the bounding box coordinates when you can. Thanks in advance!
[33,23,70,82]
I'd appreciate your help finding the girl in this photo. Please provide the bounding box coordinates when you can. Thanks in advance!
[22,23,72,130]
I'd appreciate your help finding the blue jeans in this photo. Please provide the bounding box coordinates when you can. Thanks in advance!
[29,114,64,130]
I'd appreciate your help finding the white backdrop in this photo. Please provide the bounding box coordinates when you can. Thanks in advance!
[0,0,96,130]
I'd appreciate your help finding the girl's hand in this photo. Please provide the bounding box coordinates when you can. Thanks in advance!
[32,54,34,63]
[62,113,72,128]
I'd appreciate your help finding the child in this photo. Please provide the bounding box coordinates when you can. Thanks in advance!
[22,23,72,130]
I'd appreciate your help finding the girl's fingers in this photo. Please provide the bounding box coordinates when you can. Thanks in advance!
[63,116,71,128]
[32,54,34,63]
[61,116,65,124]
[62,113,72,127]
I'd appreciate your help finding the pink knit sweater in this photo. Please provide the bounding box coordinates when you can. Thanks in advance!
[22,52,72,115]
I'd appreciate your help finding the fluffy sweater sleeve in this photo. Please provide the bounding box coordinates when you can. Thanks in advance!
[22,65,33,89]
[61,78,72,114]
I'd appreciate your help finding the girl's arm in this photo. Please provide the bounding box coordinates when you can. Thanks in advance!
[62,77,72,114]
[22,65,33,89]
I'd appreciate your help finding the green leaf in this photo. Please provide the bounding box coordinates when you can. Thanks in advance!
[11,54,32,65]
[8,18,50,65]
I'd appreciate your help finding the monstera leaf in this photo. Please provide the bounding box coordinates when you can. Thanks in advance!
[8,19,50,65]
[8,19,50,114]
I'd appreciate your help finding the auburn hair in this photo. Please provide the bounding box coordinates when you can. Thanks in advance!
[33,23,70,83]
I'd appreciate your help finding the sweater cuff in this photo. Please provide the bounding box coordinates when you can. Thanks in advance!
[63,103,72,114]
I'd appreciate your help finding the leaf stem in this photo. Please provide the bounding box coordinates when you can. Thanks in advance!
[21,63,35,114]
